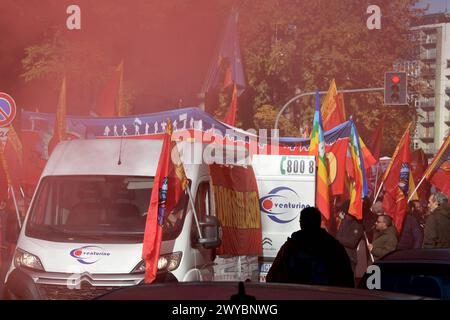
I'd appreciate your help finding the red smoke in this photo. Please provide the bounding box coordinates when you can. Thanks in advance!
[0,0,229,115]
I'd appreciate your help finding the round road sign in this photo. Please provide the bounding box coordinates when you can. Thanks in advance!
[0,92,17,128]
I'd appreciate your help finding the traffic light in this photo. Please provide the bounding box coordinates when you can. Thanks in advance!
[384,71,407,105]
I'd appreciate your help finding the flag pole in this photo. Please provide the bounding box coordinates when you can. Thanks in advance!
[373,162,380,197]
[363,231,374,263]
[373,180,384,206]
[408,174,427,202]
[9,185,22,229]
[186,187,203,239]
[19,186,25,198]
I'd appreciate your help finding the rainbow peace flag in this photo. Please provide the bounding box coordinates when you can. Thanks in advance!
[348,120,368,219]
[309,91,330,222]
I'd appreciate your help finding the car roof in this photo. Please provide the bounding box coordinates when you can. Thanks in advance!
[97,282,428,300]
[378,249,450,264]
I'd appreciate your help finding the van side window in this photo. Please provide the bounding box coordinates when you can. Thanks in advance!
[191,181,210,246]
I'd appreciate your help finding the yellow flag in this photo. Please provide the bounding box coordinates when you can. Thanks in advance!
[56,77,67,141]
[6,125,23,167]
[0,142,12,185]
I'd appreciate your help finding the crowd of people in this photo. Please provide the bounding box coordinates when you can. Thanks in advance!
[267,192,450,288]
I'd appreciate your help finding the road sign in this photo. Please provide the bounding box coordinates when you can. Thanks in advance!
[0,92,17,127]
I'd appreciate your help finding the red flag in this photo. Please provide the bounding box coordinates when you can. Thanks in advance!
[96,61,124,117]
[382,125,411,233]
[142,119,188,283]
[368,118,384,161]
[209,164,262,256]
[323,92,347,131]
[411,149,430,202]
[48,77,67,155]
[223,84,238,126]
[430,161,450,197]
[327,138,348,196]
[422,134,450,197]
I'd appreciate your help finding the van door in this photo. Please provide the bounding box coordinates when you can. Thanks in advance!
[188,180,214,280]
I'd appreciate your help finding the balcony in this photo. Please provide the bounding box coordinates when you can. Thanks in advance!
[421,68,436,79]
[421,38,437,49]
[423,147,437,158]
[420,52,437,62]
[422,27,437,34]
[420,101,435,111]
[420,136,434,143]
[422,87,435,97]
[420,117,435,127]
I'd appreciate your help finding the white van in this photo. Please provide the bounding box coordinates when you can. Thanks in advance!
[251,155,316,282]
[4,139,221,299]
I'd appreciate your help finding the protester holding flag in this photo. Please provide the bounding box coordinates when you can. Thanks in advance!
[335,199,364,273]
[368,214,398,260]
[423,192,450,248]
[397,200,424,250]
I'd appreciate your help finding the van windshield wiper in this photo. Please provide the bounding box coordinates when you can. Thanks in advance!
[34,225,103,240]
[71,231,143,240]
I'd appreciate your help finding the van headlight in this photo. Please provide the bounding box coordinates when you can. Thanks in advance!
[157,252,182,272]
[14,249,45,271]
[131,252,182,274]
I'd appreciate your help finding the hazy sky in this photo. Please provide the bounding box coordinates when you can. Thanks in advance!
[418,0,450,13]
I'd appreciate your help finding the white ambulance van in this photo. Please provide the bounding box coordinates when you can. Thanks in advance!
[4,139,221,299]
[251,155,316,282]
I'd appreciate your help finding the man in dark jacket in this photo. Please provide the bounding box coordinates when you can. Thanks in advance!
[266,207,354,288]
[368,214,398,260]
[336,200,364,273]
[398,201,424,250]
[423,193,450,248]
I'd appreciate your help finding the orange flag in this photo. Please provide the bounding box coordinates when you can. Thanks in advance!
[223,84,238,126]
[321,79,346,131]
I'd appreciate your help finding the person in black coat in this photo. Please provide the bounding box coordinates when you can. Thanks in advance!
[336,200,364,273]
[397,201,424,250]
[266,207,355,288]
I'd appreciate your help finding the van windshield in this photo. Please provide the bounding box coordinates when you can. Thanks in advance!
[25,176,189,243]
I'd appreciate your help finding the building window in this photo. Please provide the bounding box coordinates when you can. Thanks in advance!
[447,60,450,68]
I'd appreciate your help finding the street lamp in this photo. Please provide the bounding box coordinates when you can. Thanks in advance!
[274,87,385,131]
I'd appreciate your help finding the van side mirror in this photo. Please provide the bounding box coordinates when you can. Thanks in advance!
[197,216,221,249]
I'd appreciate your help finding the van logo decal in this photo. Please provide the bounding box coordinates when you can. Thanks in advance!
[70,246,110,265]
[262,237,273,248]
[259,187,309,224]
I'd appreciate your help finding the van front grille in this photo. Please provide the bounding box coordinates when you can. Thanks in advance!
[38,282,120,300]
